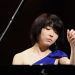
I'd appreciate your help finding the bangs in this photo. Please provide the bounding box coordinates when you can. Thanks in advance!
[30,13,64,45]
[43,18,63,35]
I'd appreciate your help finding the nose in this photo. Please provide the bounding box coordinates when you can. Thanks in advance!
[49,29,54,37]
[49,34,53,37]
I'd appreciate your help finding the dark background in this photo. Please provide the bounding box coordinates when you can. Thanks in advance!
[0,0,75,65]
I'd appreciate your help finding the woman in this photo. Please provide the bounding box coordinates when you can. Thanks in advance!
[12,13,75,65]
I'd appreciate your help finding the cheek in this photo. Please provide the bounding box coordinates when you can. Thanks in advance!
[40,34,46,41]
[40,31,47,38]
[39,33,47,43]
[53,35,58,42]
[38,33,45,42]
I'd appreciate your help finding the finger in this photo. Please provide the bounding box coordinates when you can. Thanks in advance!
[68,29,74,38]
[71,31,75,36]
[69,34,75,42]
[67,29,70,36]
[70,29,74,34]
[70,37,75,42]
[70,30,75,39]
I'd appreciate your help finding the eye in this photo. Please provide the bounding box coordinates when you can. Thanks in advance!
[46,28,50,30]
[45,27,51,30]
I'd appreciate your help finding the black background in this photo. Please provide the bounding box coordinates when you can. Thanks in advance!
[0,0,75,65]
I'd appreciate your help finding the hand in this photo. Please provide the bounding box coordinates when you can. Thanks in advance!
[67,29,75,48]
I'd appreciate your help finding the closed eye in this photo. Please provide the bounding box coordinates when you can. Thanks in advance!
[45,26,51,30]
[46,28,50,30]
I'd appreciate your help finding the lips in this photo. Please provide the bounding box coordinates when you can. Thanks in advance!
[47,39,52,42]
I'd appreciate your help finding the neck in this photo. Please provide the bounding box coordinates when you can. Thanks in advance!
[32,43,51,54]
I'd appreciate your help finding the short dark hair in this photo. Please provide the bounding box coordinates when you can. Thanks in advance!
[30,13,65,50]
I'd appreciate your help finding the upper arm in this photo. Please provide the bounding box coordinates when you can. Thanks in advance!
[59,57,70,65]
[12,53,23,65]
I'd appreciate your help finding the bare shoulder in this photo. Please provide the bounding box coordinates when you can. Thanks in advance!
[12,48,32,65]
[12,51,24,65]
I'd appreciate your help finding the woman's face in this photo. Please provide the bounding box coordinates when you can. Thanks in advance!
[38,26,58,47]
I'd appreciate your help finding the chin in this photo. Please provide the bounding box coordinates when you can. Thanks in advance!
[44,42,52,46]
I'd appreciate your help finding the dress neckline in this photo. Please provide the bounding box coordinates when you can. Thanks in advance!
[32,51,53,65]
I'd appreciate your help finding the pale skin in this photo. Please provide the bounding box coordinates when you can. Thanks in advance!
[67,29,75,65]
[12,26,75,65]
